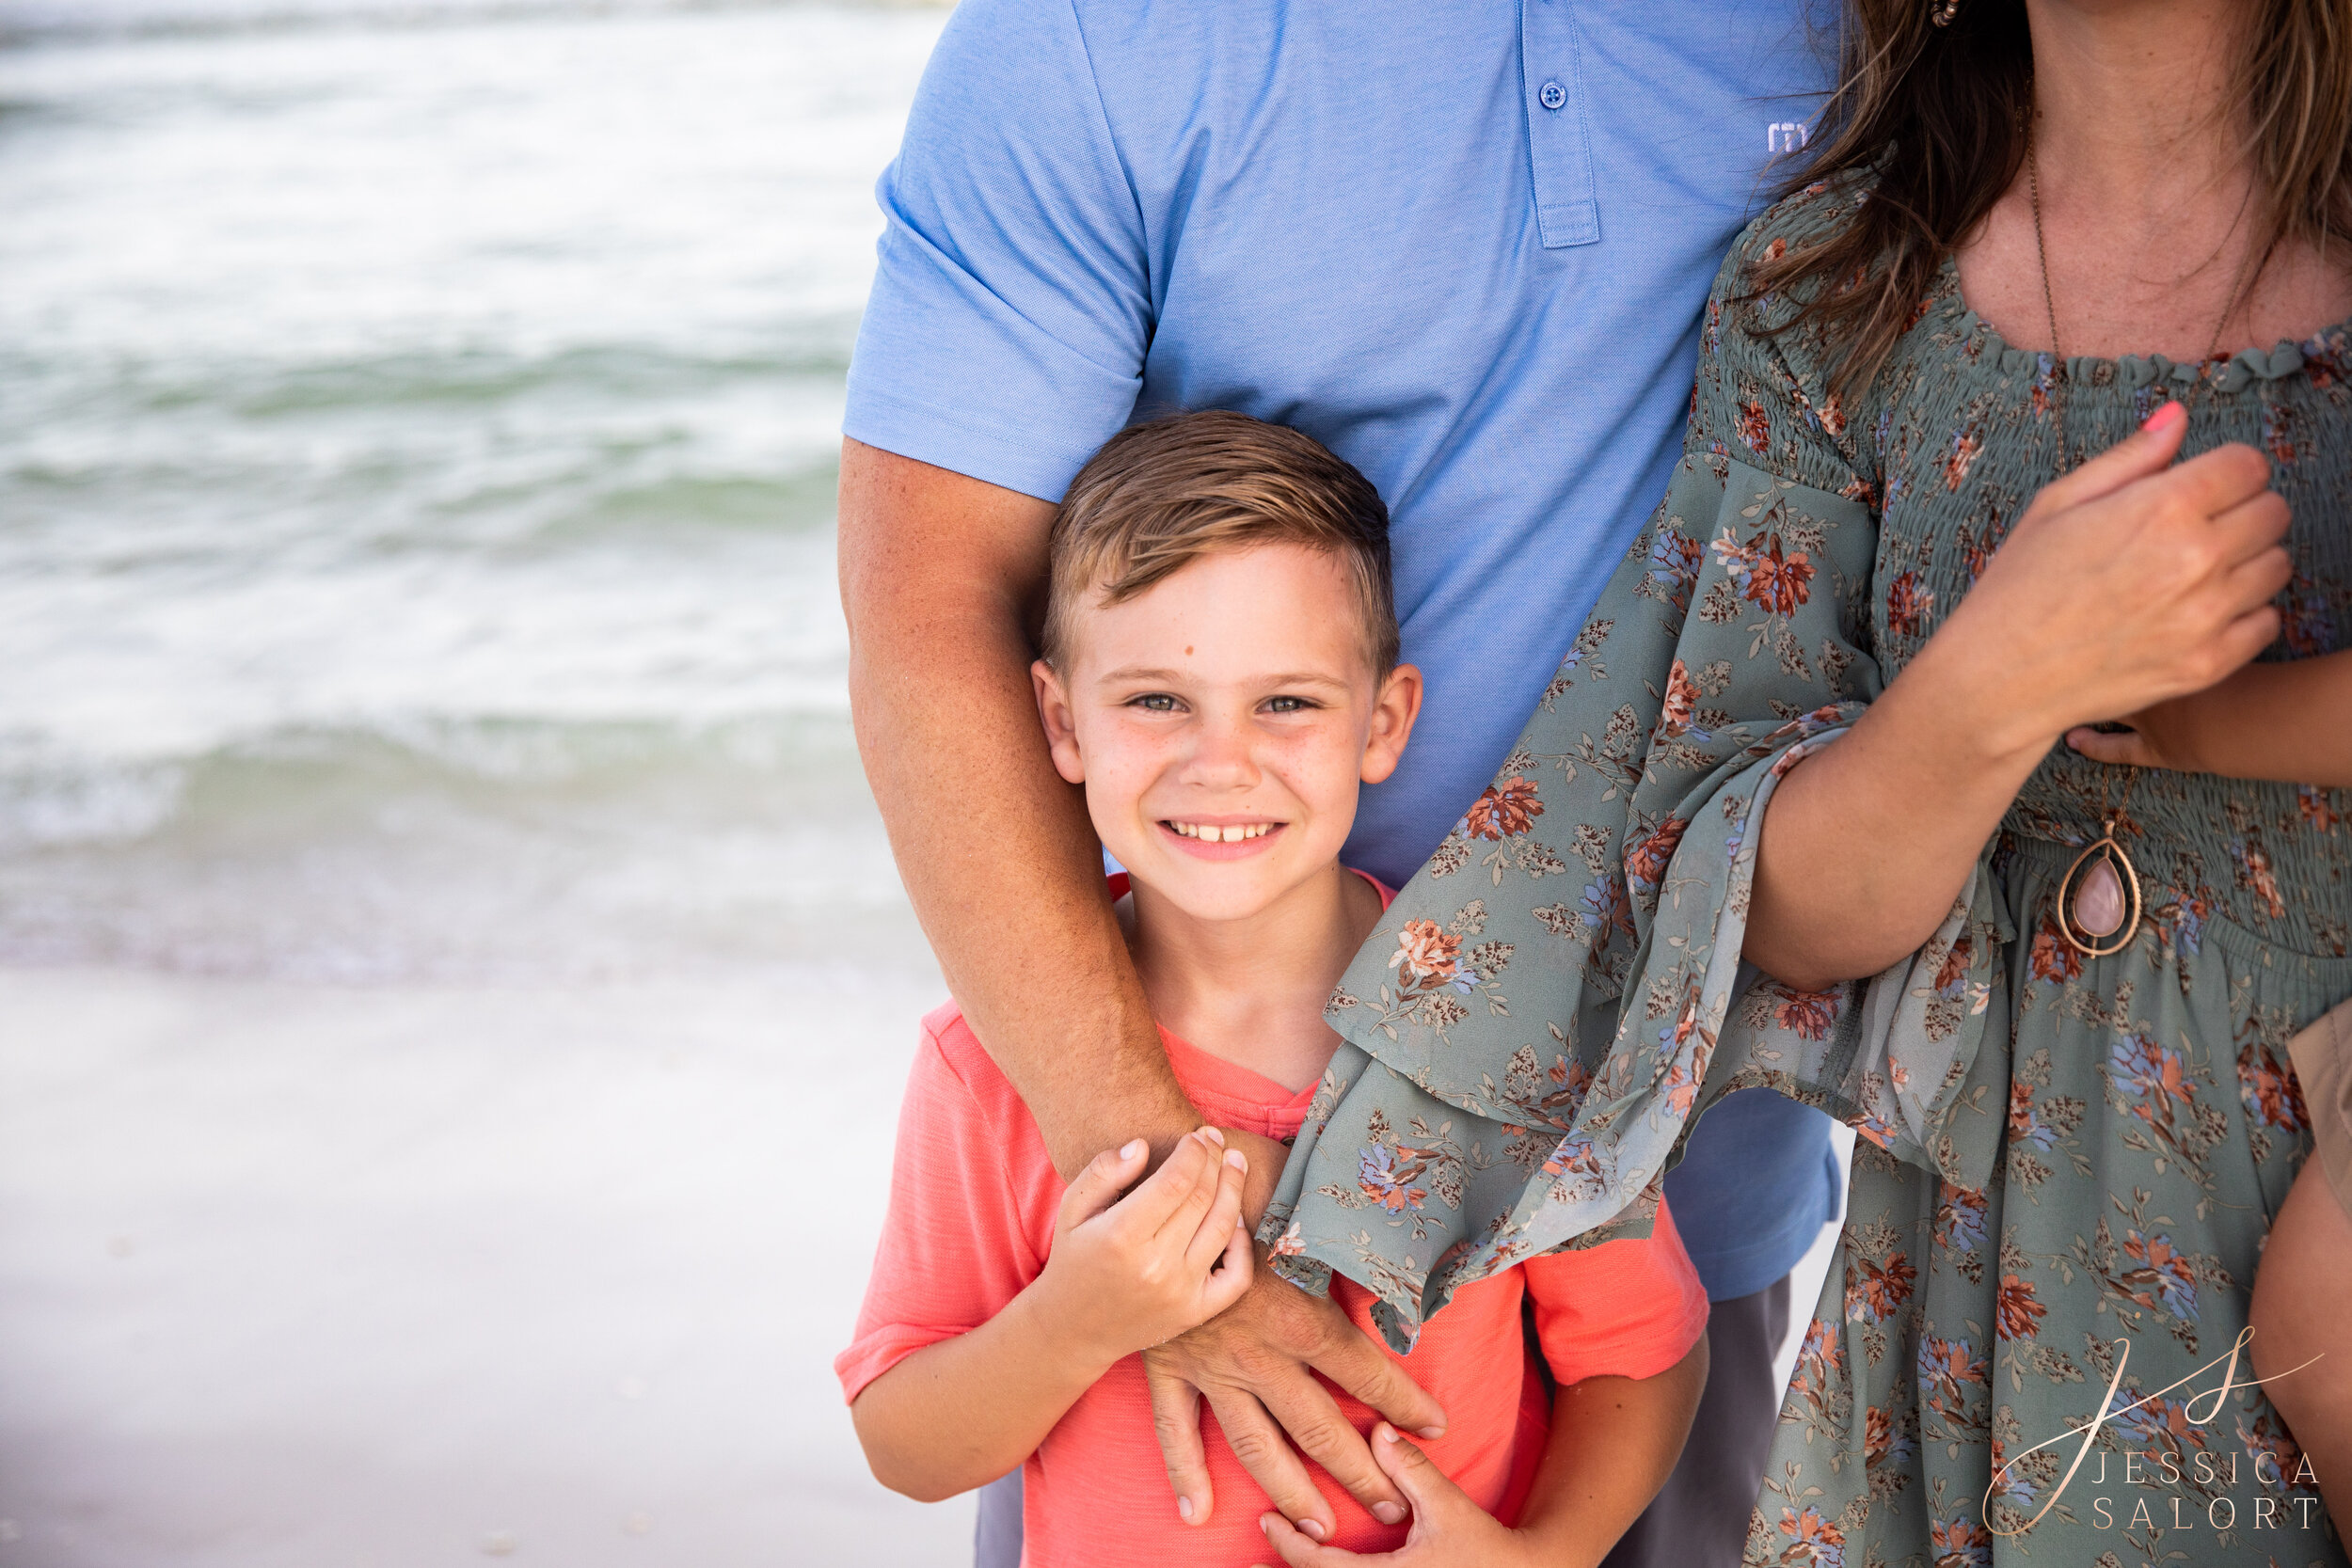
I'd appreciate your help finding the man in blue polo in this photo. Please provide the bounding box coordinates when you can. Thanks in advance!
[836,3,1839,1562]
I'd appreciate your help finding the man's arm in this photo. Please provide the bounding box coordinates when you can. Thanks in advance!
[839,436,1196,1179]
[838,439,1442,1531]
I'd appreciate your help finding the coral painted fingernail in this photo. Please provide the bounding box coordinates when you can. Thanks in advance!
[2141,401,2184,433]
[1373,1502,1406,1525]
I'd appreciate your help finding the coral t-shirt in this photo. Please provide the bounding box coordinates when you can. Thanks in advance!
[835,1003,1709,1565]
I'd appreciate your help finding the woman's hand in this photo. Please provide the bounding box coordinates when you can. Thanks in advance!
[1929,401,2291,759]
[1253,1424,1542,1568]
[1030,1127,1253,1367]
[1744,403,2290,991]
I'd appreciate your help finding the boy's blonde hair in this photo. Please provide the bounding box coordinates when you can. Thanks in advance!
[1041,410,1399,672]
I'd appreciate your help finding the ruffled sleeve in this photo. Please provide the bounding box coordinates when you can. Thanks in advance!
[1259,190,2013,1353]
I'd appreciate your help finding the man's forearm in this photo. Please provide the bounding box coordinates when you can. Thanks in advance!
[840,439,1200,1176]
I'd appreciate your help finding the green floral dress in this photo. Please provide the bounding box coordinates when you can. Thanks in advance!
[1259,181,2352,1566]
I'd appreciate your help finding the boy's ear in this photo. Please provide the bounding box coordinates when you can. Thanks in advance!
[1032,658,1088,784]
[1360,662,1423,785]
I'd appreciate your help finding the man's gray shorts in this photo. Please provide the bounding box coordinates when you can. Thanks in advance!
[970,1273,1792,1568]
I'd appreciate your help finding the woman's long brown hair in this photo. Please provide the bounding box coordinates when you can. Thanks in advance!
[1755,0,2352,394]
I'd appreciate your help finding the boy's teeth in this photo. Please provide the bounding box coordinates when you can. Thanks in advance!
[1172,821,1272,842]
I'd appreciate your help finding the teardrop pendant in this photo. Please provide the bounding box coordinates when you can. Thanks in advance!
[2056,828,2142,958]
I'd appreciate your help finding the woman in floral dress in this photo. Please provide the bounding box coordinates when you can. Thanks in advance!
[1252,3,2352,1565]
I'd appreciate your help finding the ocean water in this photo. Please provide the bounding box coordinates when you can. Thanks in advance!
[0,5,977,1563]
[0,0,945,985]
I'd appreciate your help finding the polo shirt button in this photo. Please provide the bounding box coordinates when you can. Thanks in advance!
[1537,80,1566,111]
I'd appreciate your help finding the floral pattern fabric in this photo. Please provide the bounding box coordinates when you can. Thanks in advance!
[1260,179,2352,1565]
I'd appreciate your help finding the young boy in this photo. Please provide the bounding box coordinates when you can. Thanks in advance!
[836,411,1710,1566]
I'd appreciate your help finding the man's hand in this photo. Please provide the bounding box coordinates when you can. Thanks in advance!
[1253,1424,1534,1567]
[1145,1267,1445,1536]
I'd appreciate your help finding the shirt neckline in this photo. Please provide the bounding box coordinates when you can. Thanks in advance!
[1106,865,1394,1125]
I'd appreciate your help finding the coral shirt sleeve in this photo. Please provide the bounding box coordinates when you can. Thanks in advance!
[1521,1197,1711,1387]
[834,1014,1046,1403]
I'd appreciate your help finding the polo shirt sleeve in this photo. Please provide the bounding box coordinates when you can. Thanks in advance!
[844,0,1152,502]
[1520,1197,1709,1388]
[833,1014,1049,1404]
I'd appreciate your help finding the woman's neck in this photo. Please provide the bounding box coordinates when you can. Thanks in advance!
[2028,0,2243,217]
[1123,861,1385,1095]
[1957,0,2352,360]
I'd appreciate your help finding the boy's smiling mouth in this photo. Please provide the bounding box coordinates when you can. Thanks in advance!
[1159,818,1286,856]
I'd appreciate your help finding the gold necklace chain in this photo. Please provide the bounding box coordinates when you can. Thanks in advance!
[2023,113,2273,957]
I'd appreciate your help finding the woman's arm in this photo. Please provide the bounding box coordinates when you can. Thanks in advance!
[852,1130,1250,1501]
[1744,403,2292,992]
[2064,648,2352,786]
[1252,1341,1710,1568]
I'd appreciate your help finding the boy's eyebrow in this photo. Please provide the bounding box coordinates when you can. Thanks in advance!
[1095,665,1357,690]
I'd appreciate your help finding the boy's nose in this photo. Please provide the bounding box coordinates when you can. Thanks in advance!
[1179,716,1261,787]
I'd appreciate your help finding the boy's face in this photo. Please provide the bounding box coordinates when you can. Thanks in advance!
[1033,543,1422,924]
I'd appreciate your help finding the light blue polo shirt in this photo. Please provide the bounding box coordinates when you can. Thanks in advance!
[846,0,1840,1301]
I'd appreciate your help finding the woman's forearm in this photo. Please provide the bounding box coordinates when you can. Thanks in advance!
[850,1287,1116,1504]
[1743,635,2051,992]
[1515,1338,1709,1566]
[1745,413,2295,991]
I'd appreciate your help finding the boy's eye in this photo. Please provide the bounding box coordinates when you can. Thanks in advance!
[1263,695,1313,714]
[1132,693,1181,713]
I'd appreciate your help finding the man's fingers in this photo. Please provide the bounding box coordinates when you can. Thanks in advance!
[1206,1385,1338,1540]
[1181,1150,1249,1272]
[1145,1356,1216,1525]
[2028,400,2188,513]
[1300,1312,1448,1440]
[2064,726,2156,768]
[1057,1137,1149,1231]
[1255,1370,1410,1524]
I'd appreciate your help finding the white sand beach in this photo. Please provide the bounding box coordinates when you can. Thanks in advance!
[0,961,967,1566]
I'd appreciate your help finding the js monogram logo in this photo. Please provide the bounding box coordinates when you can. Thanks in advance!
[1987,1328,2325,1537]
